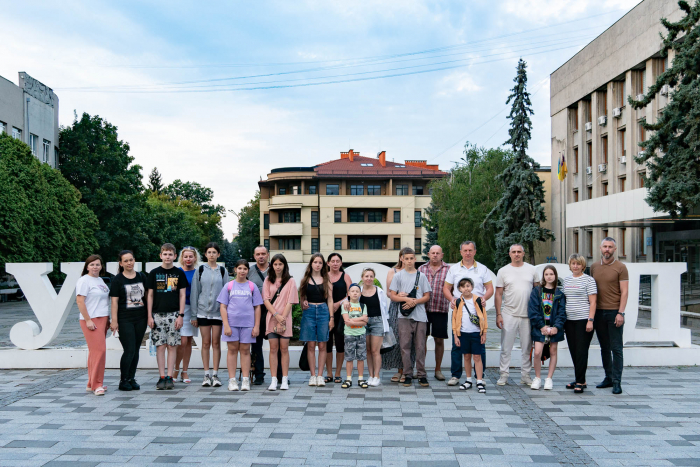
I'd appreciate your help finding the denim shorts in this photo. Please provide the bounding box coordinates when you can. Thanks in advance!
[300,303,330,343]
[366,316,384,337]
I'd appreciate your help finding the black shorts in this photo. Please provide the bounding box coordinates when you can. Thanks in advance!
[197,317,223,327]
[426,312,449,339]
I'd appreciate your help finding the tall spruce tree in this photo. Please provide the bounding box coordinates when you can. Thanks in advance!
[631,0,700,217]
[148,168,163,193]
[421,201,439,261]
[484,59,553,267]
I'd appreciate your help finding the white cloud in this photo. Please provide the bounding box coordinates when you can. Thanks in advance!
[436,71,482,97]
[501,0,641,23]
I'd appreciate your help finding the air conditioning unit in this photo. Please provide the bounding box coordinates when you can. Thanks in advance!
[613,107,622,118]
[585,122,593,131]
[598,116,607,126]
[586,166,592,175]
[636,93,645,101]
[620,155,627,164]
[660,84,670,96]
[598,163,607,173]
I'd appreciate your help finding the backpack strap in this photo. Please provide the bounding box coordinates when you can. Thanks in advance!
[220,266,226,279]
[198,265,205,282]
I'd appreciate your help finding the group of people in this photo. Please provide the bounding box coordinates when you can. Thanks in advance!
[75,237,628,397]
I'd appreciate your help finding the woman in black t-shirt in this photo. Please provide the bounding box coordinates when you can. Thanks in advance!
[324,253,352,384]
[109,250,149,391]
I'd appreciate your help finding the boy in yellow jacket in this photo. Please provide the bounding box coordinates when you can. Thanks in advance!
[451,278,488,393]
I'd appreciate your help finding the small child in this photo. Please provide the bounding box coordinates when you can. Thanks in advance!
[451,277,487,394]
[341,284,369,389]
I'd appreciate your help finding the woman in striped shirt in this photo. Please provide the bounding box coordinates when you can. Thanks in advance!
[562,254,597,393]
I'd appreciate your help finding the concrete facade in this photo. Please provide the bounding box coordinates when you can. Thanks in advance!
[0,72,59,167]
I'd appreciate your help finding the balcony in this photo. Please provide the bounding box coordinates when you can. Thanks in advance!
[330,222,410,236]
[320,195,417,209]
[269,223,303,236]
[269,194,318,209]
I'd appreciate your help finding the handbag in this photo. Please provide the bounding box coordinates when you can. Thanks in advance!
[269,281,287,335]
[380,329,397,354]
[299,342,310,372]
[399,271,421,317]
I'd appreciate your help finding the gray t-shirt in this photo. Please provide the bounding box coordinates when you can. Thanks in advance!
[248,264,269,294]
[389,269,432,322]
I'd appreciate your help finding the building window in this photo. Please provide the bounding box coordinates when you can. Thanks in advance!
[349,211,364,223]
[334,210,341,223]
[279,210,300,223]
[311,238,319,254]
[360,163,373,167]
[279,188,286,195]
[571,107,579,132]
[349,238,364,250]
[617,81,626,108]
[11,127,21,140]
[394,211,400,223]
[602,182,608,196]
[620,228,627,257]
[264,239,270,250]
[396,185,408,196]
[394,238,400,250]
[292,186,299,195]
[0,121,5,134]
[573,231,579,253]
[263,214,270,229]
[573,189,579,202]
[415,238,422,252]
[311,211,319,228]
[29,134,38,155]
[326,184,339,195]
[367,211,382,222]
[600,90,608,116]
[350,185,364,196]
[335,238,342,250]
[620,177,626,193]
[601,136,608,164]
[639,173,645,188]
[586,142,592,168]
[603,229,609,240]
[638,228,646,256]
[280,238,301,250]
[635,70,646,96]
[587,231,593,258]
[414,211,421,228]
[308,185,317,194]
[412,186,424,195]
[367,185,381,195]
[368,238,382,250]
[639,123,646,143]
[573,147,579,173]
[584,100,592,125]
[587,186,592,200]
[42,140,50,163]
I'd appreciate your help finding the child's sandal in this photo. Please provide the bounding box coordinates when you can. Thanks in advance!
[341,380,352,389]
[359,380,369,389]
[459,381,473,390]
[476,382,486,393]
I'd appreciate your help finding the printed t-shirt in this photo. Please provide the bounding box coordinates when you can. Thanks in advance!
[541,286,555,323]
[495,263,539,318]
[147,266,188,314]
[342,302,367,336]
[389,270,432,322]
[460,297,480,334]
[263,278,298,338]
[216,280,264,328]
[76,275,110,320]
[109,272,147,321]
[590,260,629,310]
[562,274,597,320]
[180,268,196,305]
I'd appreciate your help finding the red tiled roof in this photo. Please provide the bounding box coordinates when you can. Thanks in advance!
[315,154,447,179]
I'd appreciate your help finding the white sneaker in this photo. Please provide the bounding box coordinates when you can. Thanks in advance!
[544,378,553,390]
[530,377,542,390]
[316,375,325,387]
[228,378,239,391]
[211,375,222,387]
[308,376,317,387]
[241,377,250,391]
[371,377,380,387]
[280,376,289,390]
[268,377,278,391]
[201,374,212,387]
[497,374,509,386]
[521,374,533,385]
[447,377,460,386]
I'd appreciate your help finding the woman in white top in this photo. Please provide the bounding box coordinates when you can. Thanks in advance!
[562,253,598,394]
[76,254,110,396]
[174,246,200,384]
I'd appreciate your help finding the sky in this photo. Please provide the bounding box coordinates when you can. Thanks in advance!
[1,0,642,238]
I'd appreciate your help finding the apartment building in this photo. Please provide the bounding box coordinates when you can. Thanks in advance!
[0,72,59,168]
[258,150,447,264]
[550,0,699,290]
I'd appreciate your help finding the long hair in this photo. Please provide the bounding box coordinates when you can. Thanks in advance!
[178,246,200,268]
[267,254,291,286]
[117,250,134,274]
[540,265,559,288]
[81,254,105,277]
[393,247,412,269]
[327,252,344,272]
[300,253,330,301]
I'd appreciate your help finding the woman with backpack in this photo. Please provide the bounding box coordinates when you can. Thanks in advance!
[217,259,263,391]
[109,250,149,391]
[262,254,298,391]
[190,242,229,387]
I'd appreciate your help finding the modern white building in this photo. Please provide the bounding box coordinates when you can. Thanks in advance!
[0,72,59,168]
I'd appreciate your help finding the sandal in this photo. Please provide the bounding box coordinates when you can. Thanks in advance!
[173,370,180,382]
[566,381,587,389]
[390,372,402,383]
[399,375,406,383]
[334,376,342,384]
[459,381,473,390]
[476,382,486,393]
[325,376,333,384]
[181,371,191,384]
[574,383,584,394]
[359,380,369,389]
[341,380,352,389]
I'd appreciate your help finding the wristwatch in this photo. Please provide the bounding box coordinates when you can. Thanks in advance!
[587,318,594,322]
[618,312,625,317]
[179,313,185,317]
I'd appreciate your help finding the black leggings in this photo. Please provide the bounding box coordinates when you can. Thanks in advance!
[117,317,148,381]
[327,310,344,353]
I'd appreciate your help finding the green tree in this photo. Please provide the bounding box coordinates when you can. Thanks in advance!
[421,202,439,261]
[233,191,261,261]
[485,59,554,267]
[0,133,99,274]
[221,239,241,270]
[59,113,152,261]
[163,179,226,217]
[148,168,163,193]
[141,193,209,259]
[430,143,512,271]
[632,0,700,217]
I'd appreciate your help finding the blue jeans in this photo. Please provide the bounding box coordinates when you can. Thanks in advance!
[300,303,330,343]
[451,331,486,379]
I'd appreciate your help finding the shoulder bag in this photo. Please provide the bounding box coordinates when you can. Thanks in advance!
[399,272,421,317]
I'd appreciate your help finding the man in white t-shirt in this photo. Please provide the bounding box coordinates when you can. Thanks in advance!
[494,244,539,386]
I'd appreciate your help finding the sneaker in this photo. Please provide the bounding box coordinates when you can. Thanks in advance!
[118,379,133,391]
[212,375,222,387]
[530,377,542,390]
[268,377,278,391]
[164,376,174,390]
[497,374,509,386]
[316,376,325,387]
[128,378,140,390]
[241,377,251,391]
[228,378,239,391]
[447,377,460,386]
[309,376,317,387]
[403,376,413,387]
[544,378,553,390]
[418,377,429,387]
[520,374,533,386]
[156,377,166,390]
[371,377,381,387]
[201,374,212,387]
[280,376,289,390]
